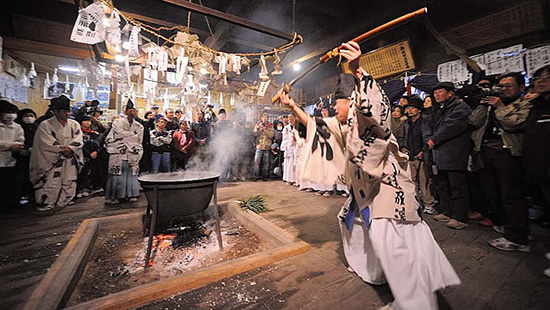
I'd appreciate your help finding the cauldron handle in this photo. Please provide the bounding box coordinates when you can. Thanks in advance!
[145,186,158,269]
[213,181,223,251]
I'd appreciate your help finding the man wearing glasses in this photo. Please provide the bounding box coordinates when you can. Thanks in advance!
[469,72,532,252]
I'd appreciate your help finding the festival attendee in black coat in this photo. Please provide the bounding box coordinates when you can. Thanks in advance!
[423,82,472,229]
[524,65,550,230]
[14,108,38,205]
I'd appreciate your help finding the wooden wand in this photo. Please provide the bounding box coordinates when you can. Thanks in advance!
[272,7,428,104]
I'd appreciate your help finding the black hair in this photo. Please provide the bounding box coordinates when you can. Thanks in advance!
[499,72,525,87]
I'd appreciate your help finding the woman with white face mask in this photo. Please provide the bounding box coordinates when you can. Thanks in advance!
[0,100,25,213]
[15,108,38,206]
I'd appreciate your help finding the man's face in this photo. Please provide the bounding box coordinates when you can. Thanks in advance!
[175,111,182,119]
[433,89,452,104]
[166,109,174,119]
[81,120,91,128]
[534,69,550,95]
[398,98,408,106]
[147,113,155,120]
[498,77,523,100]
[54,109,71,121]
[218,113,226,121]
[282,116,288,125]
[126,108,138,119]
[477,79,492,89]
[157,119,166,130]
[288,115,295,124]
[198,112,204,121]
[406,106,420,118]
[261,114,269,122]
[334,98,350,123]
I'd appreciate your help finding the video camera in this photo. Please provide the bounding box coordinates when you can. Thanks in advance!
[478,85,503,97]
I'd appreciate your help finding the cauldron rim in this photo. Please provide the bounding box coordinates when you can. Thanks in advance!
[138,171,220,185]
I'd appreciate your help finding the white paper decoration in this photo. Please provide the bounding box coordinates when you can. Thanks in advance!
[70,2,105,45]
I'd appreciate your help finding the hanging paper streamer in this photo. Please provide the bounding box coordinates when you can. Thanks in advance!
[20,69,30,88]
[124,56,131,84]
[70,2,105,44]
[28,63,37,87]
[105,11,122,52]
[128,26,141,58]
[257,80,271,97]
[259,55,269,80]
[52,68,59,85]
[176,48,189,84]
[65,75,70,93]
[45,73,51,88]
[272,53,282,75]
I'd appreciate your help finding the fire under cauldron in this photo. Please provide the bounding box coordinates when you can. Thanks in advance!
[138,171,222,268]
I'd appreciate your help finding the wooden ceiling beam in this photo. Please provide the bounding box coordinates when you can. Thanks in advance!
[3,37,91,59]
[121,11,210,37]
[164,0,294,41]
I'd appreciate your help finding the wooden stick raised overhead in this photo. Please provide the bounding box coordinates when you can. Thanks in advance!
[272,7,428,104]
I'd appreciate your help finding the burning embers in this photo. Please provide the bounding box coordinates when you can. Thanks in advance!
[114,222,215,276]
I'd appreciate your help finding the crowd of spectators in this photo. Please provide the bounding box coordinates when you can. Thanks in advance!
[390,66,550,258]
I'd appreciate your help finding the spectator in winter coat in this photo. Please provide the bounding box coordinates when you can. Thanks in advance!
[0,100,25,212]
[14,108,37,205]
[172,120,195,170]
[150,117,173,173]
[77,115,101,198]
[423,82,472,229]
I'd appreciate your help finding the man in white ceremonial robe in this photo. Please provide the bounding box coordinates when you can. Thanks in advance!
[278,41,460,310]
[281,114,297,185]
[104,100,144,204]
[30,95,83,212]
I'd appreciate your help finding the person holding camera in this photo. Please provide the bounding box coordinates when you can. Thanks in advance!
[423,82,472,230]
[253,112,274,181]
[469,72,532,252]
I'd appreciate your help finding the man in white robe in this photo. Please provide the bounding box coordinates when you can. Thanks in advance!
[281,114,297,185]
[104,100,144,203]
[278,42,460,309]
[30,95,83,212]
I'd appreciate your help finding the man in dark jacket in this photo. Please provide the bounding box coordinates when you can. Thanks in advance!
[423,82,471,229]
[402,97,436,215]
[524,65,550,234]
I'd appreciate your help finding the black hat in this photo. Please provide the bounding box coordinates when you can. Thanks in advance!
[405,96,423,110]
[18,108,36,118]
[89,106,103,115]
[51,95,71,110]
[81,115,92,122]
[151,104,159,110]
[433,82,455,92]
[218,108,226,115]
[334,73,355,100]
[125,99,136,110]
[91,99,100,106]
[0,99,18,114]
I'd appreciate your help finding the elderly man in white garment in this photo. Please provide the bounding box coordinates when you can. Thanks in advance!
[277,41,460,310]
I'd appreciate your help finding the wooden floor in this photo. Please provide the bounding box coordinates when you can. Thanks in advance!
[1,181,549,310]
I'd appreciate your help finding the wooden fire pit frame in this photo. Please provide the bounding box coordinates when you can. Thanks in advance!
[23,204,310,310]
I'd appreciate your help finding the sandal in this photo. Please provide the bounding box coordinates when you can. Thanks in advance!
[36,205,55,212]
[488,237,530,252]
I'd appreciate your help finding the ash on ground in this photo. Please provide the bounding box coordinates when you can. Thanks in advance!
[68,213,268,306]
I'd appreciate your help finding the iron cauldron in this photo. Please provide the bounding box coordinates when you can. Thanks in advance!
[138,171,221,229]
[138,171,223,267]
